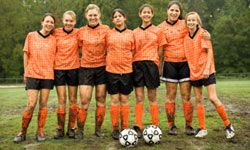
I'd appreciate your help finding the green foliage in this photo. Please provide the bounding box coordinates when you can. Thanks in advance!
[0,0,249,77]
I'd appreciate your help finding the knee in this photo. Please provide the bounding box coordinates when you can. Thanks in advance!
[25,105,35,112]
[195,95,203,103]
[166,92,176,102]
[69,95,77,104]
[136,94,144,103]
[181,93,191,102]
[96,94,106,103]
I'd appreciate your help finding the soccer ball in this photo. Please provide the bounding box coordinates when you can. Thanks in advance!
[119,129,138,148]
[143,125,162,145]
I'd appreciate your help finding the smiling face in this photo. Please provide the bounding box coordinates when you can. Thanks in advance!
[139,7,153,24]
[186,14,199,30]
[85,8,100,27]
[112,11,126,27]
[63,14,76,31]
[41,16,55,33]
[167,4,181,22]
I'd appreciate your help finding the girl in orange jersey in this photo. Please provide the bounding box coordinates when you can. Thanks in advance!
[76,4,109,139]
[132,4,167,137]
[53,11,80,139]
[184,12,235,139]
[158,1,210,135]
[13,13,56,143]
[106,9,135,140]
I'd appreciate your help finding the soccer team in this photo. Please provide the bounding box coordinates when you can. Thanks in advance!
[13,0,235,143]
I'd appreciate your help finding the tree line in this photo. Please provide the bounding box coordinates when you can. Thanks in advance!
[0,0,249,78]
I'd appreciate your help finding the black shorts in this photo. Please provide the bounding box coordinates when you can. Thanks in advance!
[191,73,216,87]
[26,77,54,90]
[132,61,160,89]
[54,69,79,86]
[107,72,133,95]
[161,61,190,83]
[79,66,106,86]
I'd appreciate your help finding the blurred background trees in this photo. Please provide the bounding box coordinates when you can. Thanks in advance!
[0,0,249,77]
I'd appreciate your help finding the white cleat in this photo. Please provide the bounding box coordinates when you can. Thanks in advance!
[195,128,208,138]
[226,124,235,139]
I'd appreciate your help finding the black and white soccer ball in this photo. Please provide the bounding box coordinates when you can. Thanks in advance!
[143,125,162,145]
[119,129,138,148]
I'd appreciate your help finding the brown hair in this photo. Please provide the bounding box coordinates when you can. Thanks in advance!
[139,4,154,14]
[112,8,126,19]
[41,13,56,23]
[167,0,183,19]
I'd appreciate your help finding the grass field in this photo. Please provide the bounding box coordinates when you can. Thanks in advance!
[0,79,249,150]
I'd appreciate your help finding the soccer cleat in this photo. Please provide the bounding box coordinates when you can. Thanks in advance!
[54,128,64,139]
[225,124,235,139]
[13,132,26,143]
[111,130,120,140]
[195,128,208,138]
[185,126,195,135]
[66,128,75,139]
[74,129,84,139]
[133,126,142,138]
[168,125,177,135]
[95,129,105,137]
[36,132,46,142]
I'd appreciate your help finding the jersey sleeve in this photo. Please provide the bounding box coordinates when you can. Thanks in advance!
[23,33,30,53]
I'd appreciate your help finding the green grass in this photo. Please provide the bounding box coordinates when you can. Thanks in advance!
[0,79,250,150]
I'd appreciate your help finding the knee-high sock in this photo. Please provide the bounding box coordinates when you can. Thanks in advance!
[134,103,144,129]
[68,104,78,129]
[216,105,230,127]
[95,105,106,129]
[120,105,130,129]
[110,105,120,131]
[57,108,66,129]
[197,105,206,129]
[38,108,48,134]
[150,104,159,126]
[21,111,33,133]
[165,102,175,128]
[77,108,87,130]
[183,101,193,127]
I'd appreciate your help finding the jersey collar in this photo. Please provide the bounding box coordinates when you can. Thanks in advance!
[166,19,178,25]
[88,23,100,29]
[189,26,200,39]
[115,27,127,33]
[63,28,73,34]
[139,23,152,30]
[37,30,50,38]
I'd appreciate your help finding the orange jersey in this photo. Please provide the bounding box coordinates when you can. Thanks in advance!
[133,24,167,63]
[184,28,216,81]
[78,24,109,68]
[158,20,188,62]
[106,28,135,74]
[23,31,56,79]
[53,28,80,70]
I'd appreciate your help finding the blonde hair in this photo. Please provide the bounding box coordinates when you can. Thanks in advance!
[185,12,203,27]
[139,4,154,14]
[63,10,76,20]
[84,4,102,24]
[85,4,101,16]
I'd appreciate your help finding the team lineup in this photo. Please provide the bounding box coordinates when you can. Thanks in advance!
[13,0,235,146]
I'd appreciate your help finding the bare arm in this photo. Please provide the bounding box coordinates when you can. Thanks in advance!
[23,52,28,83]
[203,48,213,79]
[158,46,163,76]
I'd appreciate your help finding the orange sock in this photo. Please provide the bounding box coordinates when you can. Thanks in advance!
[197,105,206,129]
[134,103,144,129]
[183,101,193,127]
[68,104,78,129]
[120,105,130,129]
[216,105,230,127]
[57,108,66,129]
[77,108,87,130]
[150,104,159,126]
[38,108,48,134]
[165,102,175,128]
[21,111,33,133]
[95,105,106,128]
[110,105,120,131]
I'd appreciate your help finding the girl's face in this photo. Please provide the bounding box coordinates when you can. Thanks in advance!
[63,14,76,31]
[139,7,153,23]
[41,16,55,33]
[85,9,100,26]
[112,12,126,27]
[167,4,180,22]
[186,14,198,30]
